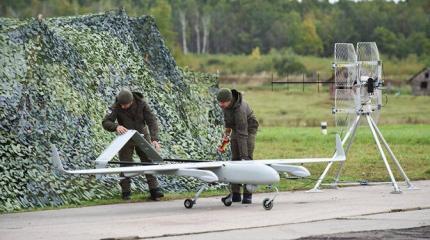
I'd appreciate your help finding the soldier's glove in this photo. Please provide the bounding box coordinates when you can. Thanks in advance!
[217,135,230,153]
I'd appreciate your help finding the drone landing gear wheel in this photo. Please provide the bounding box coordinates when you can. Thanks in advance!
[261,185,278,210]
[262,198,274,210]
[184,198,195,209]
[221,195,232,207]
[184,184,207,209]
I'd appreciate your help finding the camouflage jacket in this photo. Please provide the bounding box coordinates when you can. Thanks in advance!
[222,89,259,159]
[102,92,159,141]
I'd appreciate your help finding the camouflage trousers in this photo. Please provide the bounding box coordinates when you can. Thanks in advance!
[119,140,159,193]
[230,133,256,194]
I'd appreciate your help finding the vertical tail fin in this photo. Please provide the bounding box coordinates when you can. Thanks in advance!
[51,145,66,173]
[333,134,346,161]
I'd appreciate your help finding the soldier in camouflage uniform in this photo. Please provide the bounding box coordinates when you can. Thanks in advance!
[217,88,259,204]
[102,89,164,201]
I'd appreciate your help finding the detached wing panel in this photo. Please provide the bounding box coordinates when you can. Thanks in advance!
[94,130,137,169]
[94,130,164,169]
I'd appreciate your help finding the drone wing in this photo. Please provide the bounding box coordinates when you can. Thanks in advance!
[51,146,222,183]
[51,134,344,182]
[94,130,163,169]
[230,134,345,177]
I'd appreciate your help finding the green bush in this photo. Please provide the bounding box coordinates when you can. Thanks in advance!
[207,58,224,66]
[0,10,226,212]
[272,50,308,76]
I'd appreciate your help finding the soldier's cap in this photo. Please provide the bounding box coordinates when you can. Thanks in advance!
[117,89,134,104]
[217,88,233,102]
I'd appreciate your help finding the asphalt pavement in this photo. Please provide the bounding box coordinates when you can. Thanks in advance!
[1,180,429,240]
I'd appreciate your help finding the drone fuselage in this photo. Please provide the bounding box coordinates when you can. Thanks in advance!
[211,162,280,185]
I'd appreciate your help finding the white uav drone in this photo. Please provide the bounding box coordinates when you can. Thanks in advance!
[51,130,345,210]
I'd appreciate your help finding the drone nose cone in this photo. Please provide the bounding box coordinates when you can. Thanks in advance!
[256,164,281,184]
[214,162,280,185]
[263,169,281,184]
[239,162,280,184]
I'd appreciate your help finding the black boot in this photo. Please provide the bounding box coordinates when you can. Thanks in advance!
[120,177,131,200]
[232,192,242,202]
[121,191,131,200]
[242,193,252,204]
[149,188,164,201]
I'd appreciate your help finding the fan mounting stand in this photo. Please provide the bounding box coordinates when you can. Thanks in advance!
[308,104,416,194]
[306,42,417,194]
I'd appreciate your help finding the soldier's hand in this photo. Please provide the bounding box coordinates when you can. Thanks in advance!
[116,125,128,135]
[152,141,161,152]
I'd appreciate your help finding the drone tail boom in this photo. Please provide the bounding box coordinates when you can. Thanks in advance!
[333,134,346,161]
[51,145,66,174]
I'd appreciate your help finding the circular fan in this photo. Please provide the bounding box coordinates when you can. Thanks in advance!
[356,42,383,124]
[333,42,384,136]
[333,43,358,137]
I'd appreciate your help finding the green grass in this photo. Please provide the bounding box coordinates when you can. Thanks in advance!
[295,54,425,82]
[224,86,430,189]
[179,53,274,75]
[178,53,425,83]
[219,86,430,127]
[255,125,430,183]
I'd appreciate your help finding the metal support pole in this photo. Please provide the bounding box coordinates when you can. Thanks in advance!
[333,115,361,185]
[317,72,320,93]
[302,74,305,92]
[193,185,207,203]
[270,186,279,202]
[307,162,333,193]
[308,115,361,192]
[369,117,416,190]
[366,115,401,194]
[271,72,274,92]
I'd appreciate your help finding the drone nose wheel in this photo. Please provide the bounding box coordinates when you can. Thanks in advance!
[262,198,274,210]
[221,195,233,206]
[184,199,195,209]
[261,185,278,210]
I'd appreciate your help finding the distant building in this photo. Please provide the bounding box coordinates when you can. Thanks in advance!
[408,67,430,96]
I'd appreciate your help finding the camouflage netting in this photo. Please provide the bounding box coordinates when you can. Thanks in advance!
[0,10,227,212]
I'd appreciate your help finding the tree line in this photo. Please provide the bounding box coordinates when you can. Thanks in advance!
[1,0,429,60]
